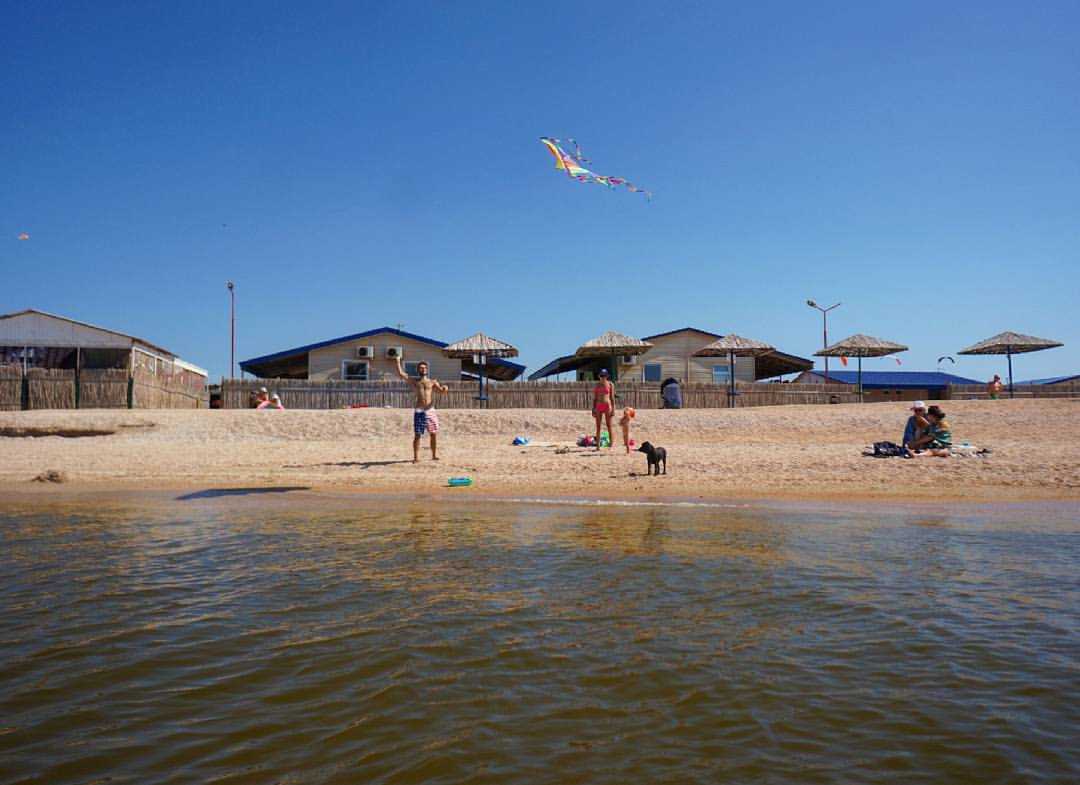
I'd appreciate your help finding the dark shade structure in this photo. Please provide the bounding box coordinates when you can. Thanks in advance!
[442,333,520,403]
[692,334,776,408]
[575,332,653,381]
[814,333,908,402]
[958,332,1064,398]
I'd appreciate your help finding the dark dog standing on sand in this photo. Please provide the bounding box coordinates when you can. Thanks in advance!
[637,441,667,476]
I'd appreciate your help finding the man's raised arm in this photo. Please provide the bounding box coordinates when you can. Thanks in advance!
[395,356,414,383]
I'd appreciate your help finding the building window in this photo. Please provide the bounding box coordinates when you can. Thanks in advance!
[712,365,731,384]
[643,363,662,382]
[404,361,420,378]
[342,360,369,380]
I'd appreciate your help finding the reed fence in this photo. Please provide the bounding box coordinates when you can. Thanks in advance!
[132,368,206,409]
[28,369,75,409]
[0,364,207,410]
[0,365,22,411]
[947,382,1080,400]
[220,379,860,410]
[80,369,130,408]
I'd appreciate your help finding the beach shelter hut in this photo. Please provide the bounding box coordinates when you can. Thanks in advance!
[692,334,775,408]
[442,333,519,403]
[574,332,653,381]
[958,331,1064,399]
[814,334,908,402]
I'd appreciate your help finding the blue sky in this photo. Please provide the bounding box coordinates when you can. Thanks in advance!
[4,1,1078,382]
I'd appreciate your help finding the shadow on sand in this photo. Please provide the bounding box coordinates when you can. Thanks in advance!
[176,486,311,501]
[318,460,415,469]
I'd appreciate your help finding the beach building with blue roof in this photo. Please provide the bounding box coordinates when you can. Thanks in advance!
[793,369,981,402]
[239,326,526,382]
[529,327,813,382]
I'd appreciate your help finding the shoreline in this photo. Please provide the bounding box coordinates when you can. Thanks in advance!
[3,478,1079,507]
[4,484,1079,523]
[2,399,1079,506]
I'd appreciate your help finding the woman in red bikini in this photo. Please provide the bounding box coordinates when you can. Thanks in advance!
[591,369,615,451]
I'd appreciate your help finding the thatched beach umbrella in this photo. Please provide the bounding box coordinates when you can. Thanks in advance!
[814,333,908,402]
[958,331,1063,398]
[442,333,519,402]
[575,332,653,381]
[692,334,775,408]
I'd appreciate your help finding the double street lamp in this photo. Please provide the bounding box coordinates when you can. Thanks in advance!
[806,299,841,383]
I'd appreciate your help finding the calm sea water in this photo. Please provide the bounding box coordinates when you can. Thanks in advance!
[1,493,1077,785]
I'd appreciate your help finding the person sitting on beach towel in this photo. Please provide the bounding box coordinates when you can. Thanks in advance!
[907,405,952,457]
[902,401,929,449]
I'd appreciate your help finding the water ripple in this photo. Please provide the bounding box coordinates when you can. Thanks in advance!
[0,500,1077,784]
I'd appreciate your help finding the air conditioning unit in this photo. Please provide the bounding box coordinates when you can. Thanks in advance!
[356,345,375,359]
[385,346,404,359]
[622,355,638,365]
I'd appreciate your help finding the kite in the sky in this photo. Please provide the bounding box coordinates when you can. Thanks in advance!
[17,233,29,240]
[539,137,651,199]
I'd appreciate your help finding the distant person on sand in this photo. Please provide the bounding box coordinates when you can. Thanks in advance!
[661,377,682,409]
[902,401,929,449]
[906,405,952,457]
[987,374,1003,399]
[591,369,615,451]
[257,393,284,410]
[250,386,269,408]
[397,356,448,462]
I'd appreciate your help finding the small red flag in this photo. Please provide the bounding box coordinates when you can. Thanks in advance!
[17,233,29,240]
[840,356,848,366]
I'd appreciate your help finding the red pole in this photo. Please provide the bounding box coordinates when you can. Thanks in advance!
[227,281,235,379]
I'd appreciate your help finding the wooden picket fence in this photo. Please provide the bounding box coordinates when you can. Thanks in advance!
[220,378,860,410]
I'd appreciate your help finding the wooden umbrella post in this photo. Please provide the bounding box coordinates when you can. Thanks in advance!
[1007,349,1014,399]
[729,350,736,408]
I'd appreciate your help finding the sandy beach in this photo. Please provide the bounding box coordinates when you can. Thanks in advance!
[2,399,1079,502]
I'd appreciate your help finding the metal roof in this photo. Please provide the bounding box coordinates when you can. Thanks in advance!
[1017,374,1080,385]
[640,327,721,341]
[0,308,177,358]
[800,370,981,388]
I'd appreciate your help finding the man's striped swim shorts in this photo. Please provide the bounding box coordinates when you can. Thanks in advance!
[414,409,439,436]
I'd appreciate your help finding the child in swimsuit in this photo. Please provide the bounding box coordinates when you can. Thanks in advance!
[619,407,635,453]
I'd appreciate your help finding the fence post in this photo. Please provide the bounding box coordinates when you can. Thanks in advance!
[21,375,29,410]
[127,376,134,409]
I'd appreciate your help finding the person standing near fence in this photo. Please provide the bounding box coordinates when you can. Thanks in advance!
[987,374,1003,399]
[396,356,448,462]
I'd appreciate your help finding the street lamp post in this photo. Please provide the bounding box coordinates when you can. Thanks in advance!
[806,299,841,383]
[227,281,235,379]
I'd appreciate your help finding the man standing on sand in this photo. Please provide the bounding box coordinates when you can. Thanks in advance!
[987,374,1003,399]
[396,356,449,462]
